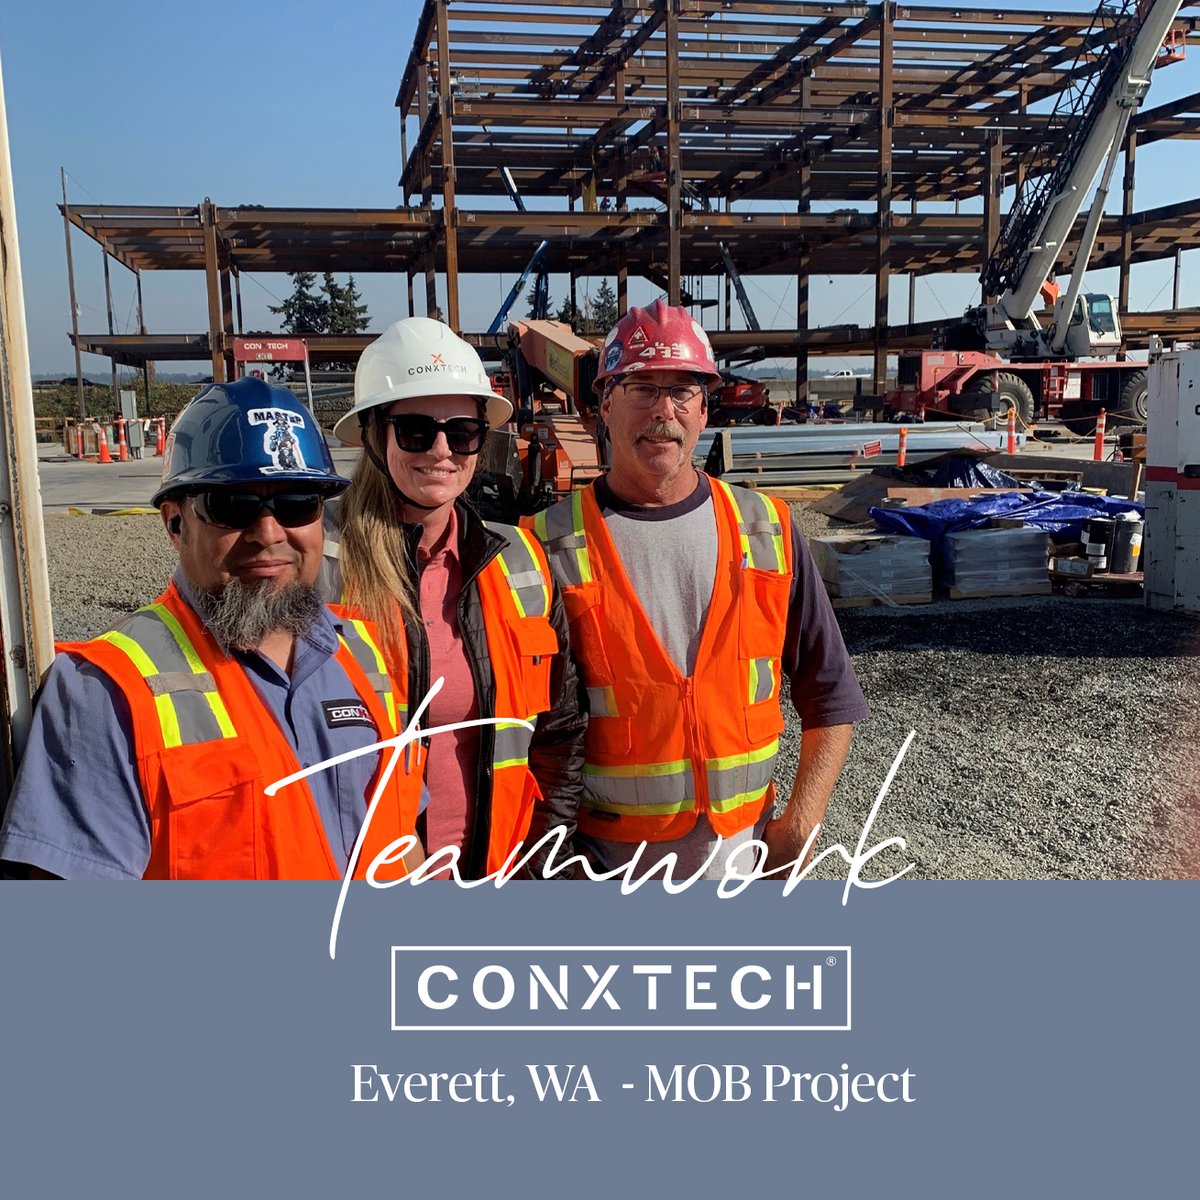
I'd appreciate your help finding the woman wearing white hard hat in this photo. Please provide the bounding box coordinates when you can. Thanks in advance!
[327,318,586,878]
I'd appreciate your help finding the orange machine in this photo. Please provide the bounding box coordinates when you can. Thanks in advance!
[502,319,604,511]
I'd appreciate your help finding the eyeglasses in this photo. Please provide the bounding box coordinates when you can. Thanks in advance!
[618,381,705,410]
[388,413,489,456]
[190,490,327,530]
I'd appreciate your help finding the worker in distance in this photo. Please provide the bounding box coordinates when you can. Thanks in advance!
[0,378,423,880]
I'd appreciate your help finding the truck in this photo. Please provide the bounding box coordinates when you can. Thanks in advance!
[887,0,1185,434]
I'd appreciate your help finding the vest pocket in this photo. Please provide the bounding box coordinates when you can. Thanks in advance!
[509,615,559,716]
[738,568,790,657]
[156,741,261,879]
[745,696,786,744]
[561,582,616,687]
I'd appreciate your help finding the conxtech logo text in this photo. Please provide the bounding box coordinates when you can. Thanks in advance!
[391,946,851,1031]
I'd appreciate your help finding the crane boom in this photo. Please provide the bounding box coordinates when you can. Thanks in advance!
[972,0,1183,361]
[1001,0,1182,325]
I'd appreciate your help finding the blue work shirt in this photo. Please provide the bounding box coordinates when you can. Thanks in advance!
[0,570,412,879]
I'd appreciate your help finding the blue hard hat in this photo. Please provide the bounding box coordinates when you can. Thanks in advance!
[151,377,350,507]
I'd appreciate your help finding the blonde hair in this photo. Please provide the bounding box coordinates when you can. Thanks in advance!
[336,415,418,669]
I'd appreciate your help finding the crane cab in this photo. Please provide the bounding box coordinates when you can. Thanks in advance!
[1053,292,1123,358]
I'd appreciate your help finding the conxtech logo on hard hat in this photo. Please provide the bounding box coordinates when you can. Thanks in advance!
[407,355,472,377]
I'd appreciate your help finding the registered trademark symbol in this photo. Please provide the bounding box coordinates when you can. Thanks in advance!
[826,956,837,967]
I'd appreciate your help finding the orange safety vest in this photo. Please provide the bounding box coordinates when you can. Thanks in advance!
[336,522,560,876]
[532,477,793,843]
[62,581,419,880]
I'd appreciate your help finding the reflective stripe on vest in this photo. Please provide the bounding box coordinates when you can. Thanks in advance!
[481,523,551,775]
[338,617,400,734]
[531,490,592,588]
[98,604,237,749]
[716,479,787,711]
[489,523,551,620]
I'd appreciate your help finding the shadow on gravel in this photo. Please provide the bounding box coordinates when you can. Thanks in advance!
[837,597,1200,660]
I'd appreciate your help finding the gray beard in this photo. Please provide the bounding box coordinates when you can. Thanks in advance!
[192,577,324,653]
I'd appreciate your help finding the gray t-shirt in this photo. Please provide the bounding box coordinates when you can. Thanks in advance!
[601,487,717,675]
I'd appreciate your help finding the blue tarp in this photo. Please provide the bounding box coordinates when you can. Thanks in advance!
[869,491,1144,561]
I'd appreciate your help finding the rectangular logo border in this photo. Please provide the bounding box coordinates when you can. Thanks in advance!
[390,945,852,1032]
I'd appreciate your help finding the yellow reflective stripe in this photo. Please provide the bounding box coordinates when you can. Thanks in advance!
[583,797,697,818]
[707,740,779,773]
[349,618,387,674]
[155,605,236,739]
[583,758,690,779]
[747,657,760,707]
[710,786,770,814]
[720,482,753,566]
[513,526,550,615]
[99,628,184,749]
[495,548,528,618]
[571,490,593,584]
[532,511,548,541]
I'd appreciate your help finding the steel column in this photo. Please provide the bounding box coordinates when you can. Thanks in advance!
[201,199,225,382]
[665,0,681,305]
[436,0,460,327]
[873,3,895,393]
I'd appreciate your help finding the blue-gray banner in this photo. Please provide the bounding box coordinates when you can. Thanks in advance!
[0,881,1194,1196]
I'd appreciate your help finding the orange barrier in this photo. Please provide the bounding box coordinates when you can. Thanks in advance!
[155,418,166,456]
[897,424,908,468]
[1007,406,1016,455]
[1093,408,1107,462]
[96,423,113,464]
[75,424,84,460]
[117,418,129,463]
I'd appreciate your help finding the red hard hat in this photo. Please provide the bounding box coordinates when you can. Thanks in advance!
[594,298,723,394]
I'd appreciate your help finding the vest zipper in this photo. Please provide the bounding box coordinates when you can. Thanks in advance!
[681,676,708,817]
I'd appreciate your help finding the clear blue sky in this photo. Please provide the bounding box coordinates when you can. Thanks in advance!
[3,0,1198,375]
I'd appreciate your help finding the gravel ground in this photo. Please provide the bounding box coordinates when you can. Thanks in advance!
[43,509,1200,880]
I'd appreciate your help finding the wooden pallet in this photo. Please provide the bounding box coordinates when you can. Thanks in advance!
[1051,570,1144,599]
[948,581,1053,600]
[831,592,933,608]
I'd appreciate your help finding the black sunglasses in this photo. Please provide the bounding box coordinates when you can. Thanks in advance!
[387,413,489,456]
[190,490,327,531]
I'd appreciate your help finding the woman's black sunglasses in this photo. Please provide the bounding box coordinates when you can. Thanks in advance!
[190,490,327,531]
[387,413,489,456]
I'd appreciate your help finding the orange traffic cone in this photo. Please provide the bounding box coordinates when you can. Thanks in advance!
[155,418,166,456]
[96,422,113,464]
[117,417,129,463]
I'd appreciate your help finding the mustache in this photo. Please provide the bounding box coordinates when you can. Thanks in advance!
[637,420,685,442]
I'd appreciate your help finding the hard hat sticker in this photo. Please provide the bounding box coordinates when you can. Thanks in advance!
[627,325,649,349]
[249,407,310,474]
[604,340,624,372]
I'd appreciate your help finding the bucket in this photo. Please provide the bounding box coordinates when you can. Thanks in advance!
[1083,517,1116,573]
[1110,517,1144,574]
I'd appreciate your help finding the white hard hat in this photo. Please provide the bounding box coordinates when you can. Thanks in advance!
[334,318,512,446]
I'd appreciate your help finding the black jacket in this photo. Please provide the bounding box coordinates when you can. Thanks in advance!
[324,499,586,879]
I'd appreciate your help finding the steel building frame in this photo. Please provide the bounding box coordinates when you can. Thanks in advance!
[61,1,1200,399]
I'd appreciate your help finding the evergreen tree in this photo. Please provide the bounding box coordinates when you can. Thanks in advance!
[556,297,583,329]
[592,279,619,333]
[269,271,326,334]
[328,273,370,333]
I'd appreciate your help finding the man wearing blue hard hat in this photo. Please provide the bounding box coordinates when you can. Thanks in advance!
[0,378,423,880]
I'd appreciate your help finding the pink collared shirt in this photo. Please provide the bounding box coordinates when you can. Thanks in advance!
[416,507,481,859]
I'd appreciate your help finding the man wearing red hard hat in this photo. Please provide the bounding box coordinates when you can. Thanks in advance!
[532,299,868,876]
